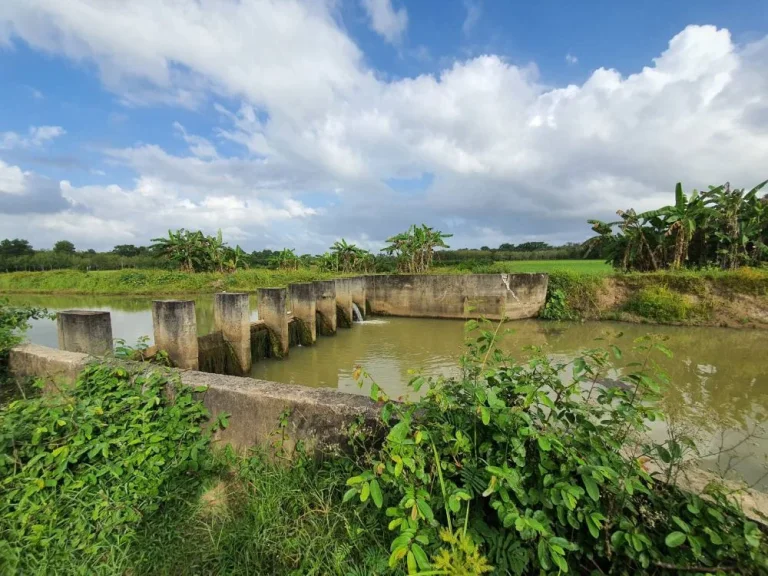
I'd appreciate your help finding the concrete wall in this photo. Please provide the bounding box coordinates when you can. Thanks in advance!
[365,273,548,320]
[8,343,379,455]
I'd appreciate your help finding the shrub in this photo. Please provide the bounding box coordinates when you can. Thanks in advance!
[346,321,768,574]
[624,286,710,323]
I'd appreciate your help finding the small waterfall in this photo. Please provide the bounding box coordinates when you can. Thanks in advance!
[352,302,363,322]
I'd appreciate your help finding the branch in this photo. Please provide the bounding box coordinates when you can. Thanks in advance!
[653,562,736,573]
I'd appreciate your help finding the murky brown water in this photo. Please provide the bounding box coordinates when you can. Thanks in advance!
[5,293,768,488]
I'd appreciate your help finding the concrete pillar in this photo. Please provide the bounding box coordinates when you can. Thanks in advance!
[214,292,252,375]
[314,280,337,336]
[289,283,316,345]
[57,310,113,355]
[349,276,366,320]
[335,278,354,328]
[152,300,199,370]
[257,288,289,358]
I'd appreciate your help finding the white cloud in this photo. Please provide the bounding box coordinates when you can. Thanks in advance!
[0,159,27,194]
[0,1,767,252]
[565,53,578,64]
[0,125,65,150]
[361,0,408,45]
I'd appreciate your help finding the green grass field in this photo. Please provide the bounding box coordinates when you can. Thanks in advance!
[0,261,611,295]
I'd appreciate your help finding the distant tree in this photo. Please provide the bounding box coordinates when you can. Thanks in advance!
[498,243,515,251]
[112,244,143,257]
[0,238,35,258]
[480,246,490,251]
[53,240,76,254]
[514,241,551,252]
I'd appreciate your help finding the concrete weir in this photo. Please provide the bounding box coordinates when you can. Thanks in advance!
[364,273,548,320]
[289,283,316,345]
[334,278,354,328]
[349,276,366,319]
[314,280,337,336]
[57,310,113,356]
[257,288,289,358]
[152,300,199,369]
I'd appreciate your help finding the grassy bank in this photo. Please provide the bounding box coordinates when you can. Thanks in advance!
[544,267,768,328]
[0,261,610,295]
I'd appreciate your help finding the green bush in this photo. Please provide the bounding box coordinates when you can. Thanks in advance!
[346,321,768,574]
[624,286,709,323]
[0,364,213,573]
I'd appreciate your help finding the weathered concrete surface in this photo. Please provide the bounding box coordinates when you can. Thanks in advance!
[9,343,379,457]
[314,280,337,336]
[9,343,88,391]
[349,277,366,320]
[152,300,199,369]
[57,310,113,355]
[335,278,354,328]
[257,288,289,358]
[214,292,251,375]
[289,283,316,345]
[365,274,548,320]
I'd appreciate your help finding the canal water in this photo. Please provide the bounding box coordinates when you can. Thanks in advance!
[5,293,768,489]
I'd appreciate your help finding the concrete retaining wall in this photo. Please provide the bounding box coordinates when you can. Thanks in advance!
[365,273,548,320]
[8,343,379,455]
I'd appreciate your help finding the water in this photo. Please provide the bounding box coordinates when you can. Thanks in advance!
[352,302,363,322]
[5,293,768,488]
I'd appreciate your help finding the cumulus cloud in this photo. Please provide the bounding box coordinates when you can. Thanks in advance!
[0,0,767,251]
[0,125,65,150]
[361,0,408,45]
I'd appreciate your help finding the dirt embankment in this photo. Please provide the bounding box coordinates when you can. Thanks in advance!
[553,269,768,329]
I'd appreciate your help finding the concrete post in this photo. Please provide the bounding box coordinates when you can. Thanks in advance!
[335,278,354,328]
[257,288,289,358]
[313,280,337,336]
[152,300,199,370]
[57,310,113,355]
[289,283,316,345]
[214,292,252,375]
[349,276,366,320]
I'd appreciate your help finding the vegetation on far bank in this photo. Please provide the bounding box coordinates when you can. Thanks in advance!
[2,300,767,574]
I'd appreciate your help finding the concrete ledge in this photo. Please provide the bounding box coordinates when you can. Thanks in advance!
[8,343,379,455]
[365,273,548,320]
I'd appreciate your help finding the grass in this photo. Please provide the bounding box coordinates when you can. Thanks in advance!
[127,450,392,576]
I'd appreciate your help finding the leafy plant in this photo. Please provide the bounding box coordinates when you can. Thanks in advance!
[383,224,452,273]
[347,320,768,574]
[0,363,213,573]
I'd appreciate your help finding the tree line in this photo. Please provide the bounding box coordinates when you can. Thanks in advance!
[586,180,768,271]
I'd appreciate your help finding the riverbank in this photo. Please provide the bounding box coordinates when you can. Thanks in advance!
[546,267,768,328]
[1,265,767,329]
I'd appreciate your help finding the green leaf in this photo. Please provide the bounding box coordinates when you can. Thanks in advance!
[370,479,383,508]
[360,482,370,502]
[537,436,551,452]
[411,543,430,570]
[407,550,417,574]
[481,406,490,425]
[665,531,686,548]
[416,499,434,522]
[582,475,599,502]
[343,488,357,503]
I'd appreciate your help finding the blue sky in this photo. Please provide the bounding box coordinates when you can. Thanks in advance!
[1,0,767,252]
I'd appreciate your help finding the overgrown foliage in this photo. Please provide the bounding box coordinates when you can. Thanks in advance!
[0,299,49,395]
[0,363,214,573]
[383,224,452,273]
[347,321,768,574]
[586,180,768,271]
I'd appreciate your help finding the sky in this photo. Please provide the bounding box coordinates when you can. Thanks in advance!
[1,0,767,253]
